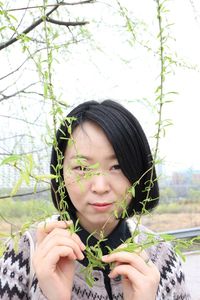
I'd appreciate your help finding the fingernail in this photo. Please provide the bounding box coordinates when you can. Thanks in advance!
[65,220,73,225]
[102,255,108,261]
[79,253,85,260]
[81,243,86,251]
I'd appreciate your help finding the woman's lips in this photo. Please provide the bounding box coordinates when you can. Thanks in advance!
[90,203,113,212]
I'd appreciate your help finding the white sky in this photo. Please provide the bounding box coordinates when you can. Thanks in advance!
[0,0,200,175]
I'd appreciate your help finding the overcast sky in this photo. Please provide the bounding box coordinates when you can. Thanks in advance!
[0,0,200,176]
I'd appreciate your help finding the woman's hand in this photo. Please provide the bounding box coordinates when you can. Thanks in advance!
[33,220,85,300]
[102,249,160,300]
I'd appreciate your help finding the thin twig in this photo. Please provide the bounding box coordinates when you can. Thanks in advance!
[0,213,16,227]
[0,134,33,142]
[0,188,50,200]
[0,115,44,127]
[46,17,89,27]
[0,148,47,156]
[0,82,40,102]
[4,0,95,12]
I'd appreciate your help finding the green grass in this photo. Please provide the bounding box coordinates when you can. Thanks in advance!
[153,200,200,214]
[0,198,56,227]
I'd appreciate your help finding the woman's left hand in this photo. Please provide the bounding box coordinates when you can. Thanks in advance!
[102,250,160,300]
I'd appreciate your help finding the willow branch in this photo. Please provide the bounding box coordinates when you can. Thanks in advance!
[0,5,59,51]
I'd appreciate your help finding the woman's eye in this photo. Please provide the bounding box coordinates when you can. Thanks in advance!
[74,166,89,172]
[111,164,121,170]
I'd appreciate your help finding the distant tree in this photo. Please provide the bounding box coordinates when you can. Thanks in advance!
[160,186,176,203]
[187,188,200,202]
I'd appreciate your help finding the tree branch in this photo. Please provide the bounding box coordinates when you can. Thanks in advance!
[0,115,44,127]
[0,134,34,142]
[0,188,50,200]
[0,35,87,81]
[0,5,60,51]
[46,17,89,27]
[5,1,95,12]
[0,82,40,102]
[0,148,47,156]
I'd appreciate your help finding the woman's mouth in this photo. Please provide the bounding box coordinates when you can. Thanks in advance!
[90,203,113,212]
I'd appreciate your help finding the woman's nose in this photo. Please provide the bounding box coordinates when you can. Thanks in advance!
[90,172,110,194]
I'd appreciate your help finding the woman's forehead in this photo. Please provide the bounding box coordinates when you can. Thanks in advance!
[65,122,116,161]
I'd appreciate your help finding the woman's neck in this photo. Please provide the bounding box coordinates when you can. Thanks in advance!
[76,213,120,240]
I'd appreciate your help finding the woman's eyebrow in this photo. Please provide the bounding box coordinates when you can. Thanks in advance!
[69,154,89,160]
[69,153,117,161]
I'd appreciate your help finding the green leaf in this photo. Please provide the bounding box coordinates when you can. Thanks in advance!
[26,154,34,173]
[33,181,38,193]
[21,171,30,185]
[44,82,48,98]
[11,177,23,196]
[0,154,21,166]
[88,163,100,170]
[130,186,135,198]
[8,13,17,22]
[113,209,118,219]
[159,233,175,242]
[35,174,57,180]
[0,25,6,32]
[174,247,186,262]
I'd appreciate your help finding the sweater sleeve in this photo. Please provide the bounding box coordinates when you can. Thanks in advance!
[0,234,31,299]
[128,220,192,300]
[149,242,191,300]
[0,233,49,300]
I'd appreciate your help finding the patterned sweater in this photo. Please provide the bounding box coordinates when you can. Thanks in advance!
[0,217,191,300]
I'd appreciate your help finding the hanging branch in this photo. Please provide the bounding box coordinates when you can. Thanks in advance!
[153,0,165,159]
[138,0,172,215]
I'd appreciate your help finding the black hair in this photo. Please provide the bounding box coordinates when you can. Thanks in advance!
[50,100,159,216]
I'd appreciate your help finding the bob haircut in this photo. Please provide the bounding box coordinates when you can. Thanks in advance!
[50,100,159,216]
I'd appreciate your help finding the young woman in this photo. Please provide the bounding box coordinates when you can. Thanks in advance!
[0,100,190,299]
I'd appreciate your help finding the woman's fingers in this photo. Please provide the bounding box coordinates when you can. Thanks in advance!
[35,245,76,271]
[102,250,160,297]
[35,220,85,263]
[39,226,85,248]
[36,220,72,243]
[36,220,85,249]
[109,263,142,282]
[39,233,85,261]
[102,251,154,275]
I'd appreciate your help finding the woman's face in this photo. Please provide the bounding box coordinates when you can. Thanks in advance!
[63,121,132,237]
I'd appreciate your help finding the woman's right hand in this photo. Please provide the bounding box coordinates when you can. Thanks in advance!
[32,220,85,300]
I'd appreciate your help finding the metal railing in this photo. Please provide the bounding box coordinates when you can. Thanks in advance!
[163,227,200,239]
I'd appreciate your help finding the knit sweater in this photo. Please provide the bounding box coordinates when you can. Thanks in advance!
[0,216,191,300]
